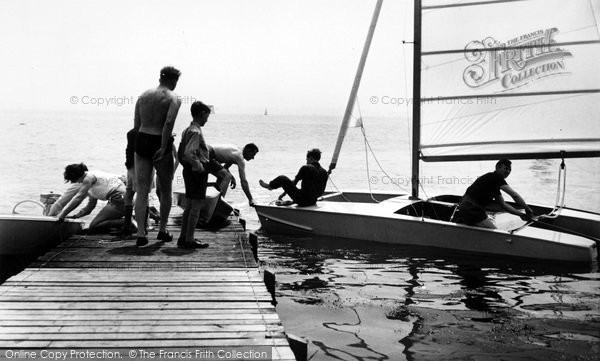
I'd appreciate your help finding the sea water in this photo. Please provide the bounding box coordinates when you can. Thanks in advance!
[1,109,599,360]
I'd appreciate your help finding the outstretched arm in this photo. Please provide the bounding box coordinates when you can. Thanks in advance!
[71,197,98,218]
[57,176,95,220]
[501,185,533,215]
[497,193,531,221]
[236,161,254,205]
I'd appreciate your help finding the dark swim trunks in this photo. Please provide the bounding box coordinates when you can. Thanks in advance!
[205,148,224,174]
[183,167,208,200]
[125,129,136,169]
[458,195,488,225]
[135,132,173,160]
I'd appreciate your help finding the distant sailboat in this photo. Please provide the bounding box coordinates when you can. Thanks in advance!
[264,108,268,116]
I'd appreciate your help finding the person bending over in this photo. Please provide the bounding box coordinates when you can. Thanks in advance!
[56,163,127,232]
[210,143,259,206]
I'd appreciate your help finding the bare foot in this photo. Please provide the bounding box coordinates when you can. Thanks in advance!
[259,180,273,190]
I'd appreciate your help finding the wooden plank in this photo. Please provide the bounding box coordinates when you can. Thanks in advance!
[8,267,257,273]
[0,338,291,348]
[0,324,285,334]
[0,301,276,310]
[0,294,271,300]
[4,273,263,280]
[0,285,264,293]
[0,308,275,316]
[0,318,282,326]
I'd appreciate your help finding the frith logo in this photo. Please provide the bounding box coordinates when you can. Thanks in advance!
[463,28,572,90]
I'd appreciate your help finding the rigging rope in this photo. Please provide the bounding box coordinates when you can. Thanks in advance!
[351,96,424,217]
[546,155,567,218]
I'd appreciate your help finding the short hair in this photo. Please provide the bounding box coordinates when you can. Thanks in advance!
[243,143,259,153]
[159,66,181,83]
[306,148,322,161]
[190,101,211,117]
[496,158,512,169]
[64,163,88,183]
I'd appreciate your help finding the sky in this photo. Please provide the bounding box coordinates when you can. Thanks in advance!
[0,0,411,115]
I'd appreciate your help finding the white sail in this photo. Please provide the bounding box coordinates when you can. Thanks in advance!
[419,0,600,161]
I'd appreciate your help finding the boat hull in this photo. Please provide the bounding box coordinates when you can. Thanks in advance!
[0,215,83,255]
[255,194,598,263]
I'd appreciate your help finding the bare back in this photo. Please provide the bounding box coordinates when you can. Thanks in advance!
[212,144,243,165]
[135,87,180,135]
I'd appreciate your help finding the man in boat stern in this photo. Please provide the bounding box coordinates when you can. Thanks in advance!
[259,148,328,207]
[458,159,534,228]
[133,66,182,247]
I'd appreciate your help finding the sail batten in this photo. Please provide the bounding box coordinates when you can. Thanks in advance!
[422,89,600,102]
[423,0,528,11]
[422,138,600,149]
[419,0,600,161]
[423,40,600,56]
[422,150,600,162]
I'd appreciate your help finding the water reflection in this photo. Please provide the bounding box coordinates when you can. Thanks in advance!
[258,232,599,359]
[260,232,596,310]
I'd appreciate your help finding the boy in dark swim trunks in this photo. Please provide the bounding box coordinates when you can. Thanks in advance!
[119,129,162,238]
[176,101,221,249]
[133,66,181,247]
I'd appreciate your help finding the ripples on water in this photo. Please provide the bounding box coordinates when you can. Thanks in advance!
[256,233,599,360]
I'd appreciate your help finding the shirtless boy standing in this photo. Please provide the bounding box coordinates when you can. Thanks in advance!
[133,66,182,247]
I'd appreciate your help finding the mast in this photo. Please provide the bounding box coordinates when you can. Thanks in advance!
[328,0,384,173]
[410,0,422,199]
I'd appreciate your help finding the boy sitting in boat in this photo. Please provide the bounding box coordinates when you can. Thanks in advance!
[259,148,328,207]
[458,159,534,228]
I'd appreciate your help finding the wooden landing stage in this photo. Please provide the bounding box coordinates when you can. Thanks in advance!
[0,211,295,360]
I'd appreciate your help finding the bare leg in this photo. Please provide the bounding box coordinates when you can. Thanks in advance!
[134,154,153,238]
[120,168,136,235]
[154,152,174,233]
[259,180,273,190]
[89,203,125,231]
[214,169,232,197]
[475,217,497,229]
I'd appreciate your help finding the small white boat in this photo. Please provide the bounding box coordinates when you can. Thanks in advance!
[0,215,83,255]
[173,188,234,226]
[0,198,83,255]
[256,191,599,262]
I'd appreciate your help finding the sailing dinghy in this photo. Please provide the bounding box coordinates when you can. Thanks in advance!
[255,0,599,262]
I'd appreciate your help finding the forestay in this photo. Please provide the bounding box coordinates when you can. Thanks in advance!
[419,0,600,161]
